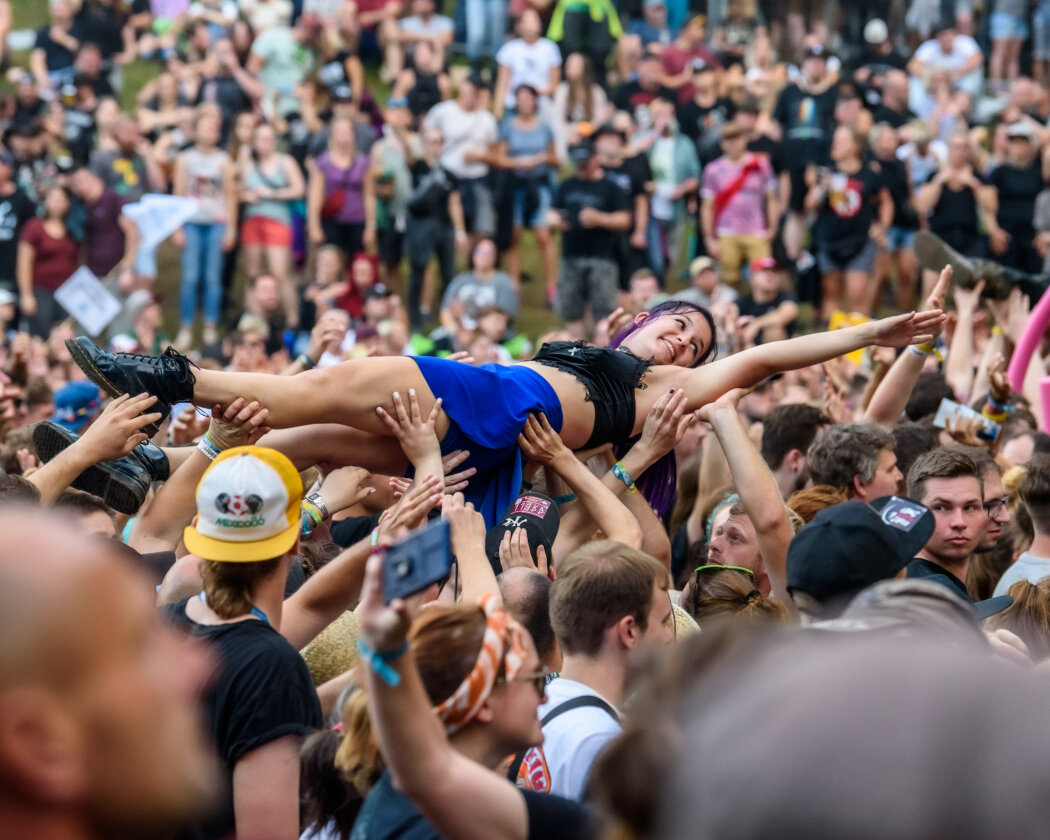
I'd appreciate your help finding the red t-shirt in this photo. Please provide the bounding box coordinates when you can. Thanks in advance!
[21,217,79,292]
[660,43,722,104]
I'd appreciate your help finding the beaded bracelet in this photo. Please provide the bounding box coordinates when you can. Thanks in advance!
[356,638,407,687]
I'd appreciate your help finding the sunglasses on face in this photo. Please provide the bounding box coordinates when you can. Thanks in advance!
[498,665,549,697]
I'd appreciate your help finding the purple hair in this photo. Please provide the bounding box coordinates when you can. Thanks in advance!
[610,300,718,517]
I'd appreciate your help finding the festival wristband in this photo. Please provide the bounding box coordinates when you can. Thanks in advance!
[296,353,315,370]
[612,461,638,493]
[357,638,408,687]
[197,433,220,461]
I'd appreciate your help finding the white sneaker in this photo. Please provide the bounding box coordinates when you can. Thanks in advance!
[202,324,218,345]
[174,327,193,351]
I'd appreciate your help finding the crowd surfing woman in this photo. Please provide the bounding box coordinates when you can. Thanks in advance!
[65,302,945,525]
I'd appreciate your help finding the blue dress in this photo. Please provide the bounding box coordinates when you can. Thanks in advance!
[411,356,564,528]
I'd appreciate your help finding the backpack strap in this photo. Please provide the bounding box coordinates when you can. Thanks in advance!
[506,694,620,782]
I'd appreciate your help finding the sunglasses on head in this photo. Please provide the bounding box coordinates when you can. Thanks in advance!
[695,563,755,578]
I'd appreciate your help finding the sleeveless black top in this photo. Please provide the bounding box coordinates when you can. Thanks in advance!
[531,341,652,449]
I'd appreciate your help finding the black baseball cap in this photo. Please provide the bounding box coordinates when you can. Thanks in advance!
[485,491,560,569]
[569,139,596,165]
[922,574,1013,620]
[787,496,935,604]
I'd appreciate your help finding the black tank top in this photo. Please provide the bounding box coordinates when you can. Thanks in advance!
[531,342,652,449]
[409,73,442,117]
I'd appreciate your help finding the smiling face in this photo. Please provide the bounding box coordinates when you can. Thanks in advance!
[620,309,713,367]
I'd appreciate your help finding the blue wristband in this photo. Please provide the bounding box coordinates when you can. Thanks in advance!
[357,638,408,687]
[611,461,638,493]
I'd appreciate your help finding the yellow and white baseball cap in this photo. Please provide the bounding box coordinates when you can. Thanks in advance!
[184,446,303,563]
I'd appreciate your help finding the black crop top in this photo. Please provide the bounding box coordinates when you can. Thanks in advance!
[531,341,652,449]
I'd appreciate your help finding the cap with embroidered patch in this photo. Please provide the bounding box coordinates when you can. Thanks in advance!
[184,446,303,563]
[485,491,561,569]
[787,496,935,604]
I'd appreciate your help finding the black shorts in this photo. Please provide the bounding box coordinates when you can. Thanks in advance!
[378,229,404,266]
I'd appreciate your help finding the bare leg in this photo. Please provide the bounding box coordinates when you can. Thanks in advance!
[820,270,842,322]
[896,249,918,311]
[192,356,447,435]
[845,269,873,316]
[259,424,410,475]
[266,243,298,327]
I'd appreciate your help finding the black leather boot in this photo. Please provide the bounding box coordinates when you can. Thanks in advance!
[32,422,170,515]
[65,338,196,436]
[914,230,1048,302]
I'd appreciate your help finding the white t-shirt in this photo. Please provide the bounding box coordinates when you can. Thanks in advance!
[993,552,1050,597]
[914,34,982,73]
[535,677,621,801]
[496,37,563,108]
[424,101,499,179]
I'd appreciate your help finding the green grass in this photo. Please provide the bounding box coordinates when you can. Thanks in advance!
[7,0,692,343]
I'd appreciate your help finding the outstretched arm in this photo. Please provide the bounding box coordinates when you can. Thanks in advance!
[678,310,946,412]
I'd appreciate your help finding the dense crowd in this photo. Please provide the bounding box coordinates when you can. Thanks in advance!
[9,1,1050,840]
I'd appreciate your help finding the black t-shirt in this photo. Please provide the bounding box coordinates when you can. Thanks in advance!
[870,102,913,129]
[747,134,785,174]
[852,45,909,80]
[905,558,971,600]
[677,97,736,165]
[815,161,883,252]
[877,155,917,229]
[603,153,651,226]
[928,175,983,251]
[989,159,1045,237]
[195,75,253,139]
[65,108,98,166]
[351,771,594,840]
[553,174,630,261]
[0,187,35,286]
[772,83,837,169]
[611,81,676,118]
[166,599,323,840]
[737,291,797,341]
[407,160,458,223]
[12,97,48,131]
[75,4,127,58]
[35,23,84,73]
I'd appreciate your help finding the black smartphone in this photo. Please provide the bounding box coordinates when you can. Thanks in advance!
[383,518,452,604]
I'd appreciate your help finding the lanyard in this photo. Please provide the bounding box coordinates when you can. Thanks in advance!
[198,591,269,626]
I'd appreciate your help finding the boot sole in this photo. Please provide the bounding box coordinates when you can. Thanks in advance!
[32,423,148,515]
[914,231,976,288]
[65,338,164,438]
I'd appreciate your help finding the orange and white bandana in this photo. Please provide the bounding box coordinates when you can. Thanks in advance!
[434,595,532,735]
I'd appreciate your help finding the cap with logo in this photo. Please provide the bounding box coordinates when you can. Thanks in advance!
[787,496,935,603]
[485,491,561,568]
[50,381,102,432]
[184,446,303,563]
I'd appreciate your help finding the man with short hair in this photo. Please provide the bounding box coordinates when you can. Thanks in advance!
[167,446,323,840]
[0,510,218,840]
[761,404,831,499]
[807,422,903,502]
[905,449,986,598]
[53,489,118,539]
[526,540,671,798]
[994,454,1050,596]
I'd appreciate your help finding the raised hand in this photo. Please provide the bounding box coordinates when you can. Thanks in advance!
[518,412,571,467]
[637,388,690,459]
[79,393,163,461]
[873,310,947,348]
[377,389,442,466]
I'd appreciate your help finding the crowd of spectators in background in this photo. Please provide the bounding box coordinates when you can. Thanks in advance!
[8,1,1050,840]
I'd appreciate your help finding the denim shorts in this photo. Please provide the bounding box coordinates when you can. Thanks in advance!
[886,226,916,252]
[1035,1,1050,57]
[990,11,1028,40]
[512,182,552,229]
[817,238,878,274]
